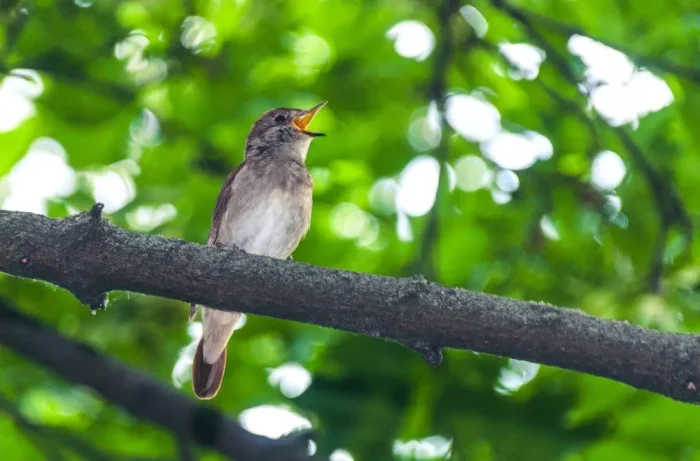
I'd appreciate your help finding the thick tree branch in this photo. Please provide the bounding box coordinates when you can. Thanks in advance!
[0,296,315,461]
[1,208,700,405]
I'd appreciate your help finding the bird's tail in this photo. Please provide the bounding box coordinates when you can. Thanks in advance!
[192,339,226,399]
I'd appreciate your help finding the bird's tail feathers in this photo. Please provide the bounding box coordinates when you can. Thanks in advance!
[192,339,226,399]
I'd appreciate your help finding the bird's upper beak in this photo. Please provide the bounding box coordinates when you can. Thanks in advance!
[292,100,327,137]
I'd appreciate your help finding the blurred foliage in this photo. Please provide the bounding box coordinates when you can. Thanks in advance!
[1,0,699,460]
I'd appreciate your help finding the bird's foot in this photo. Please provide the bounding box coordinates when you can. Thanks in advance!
[188,303,198,322]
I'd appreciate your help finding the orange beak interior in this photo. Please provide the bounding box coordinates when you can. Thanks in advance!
[292,101,327,131]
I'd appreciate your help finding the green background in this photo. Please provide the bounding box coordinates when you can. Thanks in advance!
[1,0,699,459]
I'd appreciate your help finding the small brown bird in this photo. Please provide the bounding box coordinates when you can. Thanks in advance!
[190,101,327,399]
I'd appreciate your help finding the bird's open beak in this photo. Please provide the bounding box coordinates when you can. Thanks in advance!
[292,100,327,137]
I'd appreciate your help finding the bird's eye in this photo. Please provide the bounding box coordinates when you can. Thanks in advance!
[274,114,287,123]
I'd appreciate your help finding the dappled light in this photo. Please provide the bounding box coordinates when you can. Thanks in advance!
[0,0,698,459]
[239,404,312,439]
[407,102,442,152]
[496,359,540,395]
[172,322,202,389]
[330,202,381,249]
[181,16,217,53]
[568,35,674,127]
[129,109,161,149]
[498,43,546,80]
[386,20,435,61]
[2,138,75,215]
[445,93,501,142]
[396,155,441,217]
[591,150,626,190]
[126,203,177,232]
[481,130,552,171]
[86,167,136,214]
[267,362,313,399]
[495,169,519,193]
[454,154,491,192]
[329,449,354,461]
[539,215,561,241]
[114,31,168,85]
[0,70,42,132]
[18,387,101,427]
[292,33,333,79]
[460,5,488,38]
[393,435,453,460]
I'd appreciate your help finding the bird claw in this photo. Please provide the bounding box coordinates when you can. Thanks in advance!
[188,303,198,322]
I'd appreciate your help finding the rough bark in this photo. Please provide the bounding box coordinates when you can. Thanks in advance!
[1,207,699,405]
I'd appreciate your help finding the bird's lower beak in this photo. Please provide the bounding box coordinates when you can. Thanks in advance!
[292,100,327,137]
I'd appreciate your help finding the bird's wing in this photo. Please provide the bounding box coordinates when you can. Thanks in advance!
[188,161,245,322]
[191,162,246,399]
[207,162,246,247]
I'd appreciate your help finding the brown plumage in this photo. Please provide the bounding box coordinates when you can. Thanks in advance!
[191,101,326,399]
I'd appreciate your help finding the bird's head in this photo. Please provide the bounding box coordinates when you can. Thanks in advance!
[245,101,327,161]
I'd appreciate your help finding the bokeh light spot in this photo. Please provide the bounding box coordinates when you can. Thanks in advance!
[496,359,540,394]
[0,69,43,132]
[591,150,626,190]
[482,131,550,171]
[386,21,435,61]
[394,436,452,460]
[267,362,312,398]
[499,42,546,80]
[460,6,488,38]
[396,156,440,217]
[495,169,519,193]
[454,155,490,192]
[181,16,217,52]
[445,93,501,142]
[239,405,312,439]
[2,138,76,215]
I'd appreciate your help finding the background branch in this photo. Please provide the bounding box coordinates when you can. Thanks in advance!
[1,208,700,405]
[491,0,700,83]
[491,2,694,292]
[413,0,459,280]
[0,296,316,461]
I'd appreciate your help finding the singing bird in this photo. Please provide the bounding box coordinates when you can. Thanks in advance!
[190,101,327,399]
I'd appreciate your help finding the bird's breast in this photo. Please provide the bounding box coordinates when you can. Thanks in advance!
[217,176,312,259]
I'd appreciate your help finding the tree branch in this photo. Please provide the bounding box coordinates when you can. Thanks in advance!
[0,295,316,461]
[1,208,700,405]
[414,0,459,282]
[492,4,694,291]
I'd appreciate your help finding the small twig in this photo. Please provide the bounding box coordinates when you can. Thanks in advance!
[493,3,694,291]
[495,1,700,83]
[475,38,603,156]
[414,0,460,280]
[615,128,694,289]
[0,1,30,65]
[648,223,670,293]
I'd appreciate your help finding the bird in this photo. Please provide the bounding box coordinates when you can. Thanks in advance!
[190,101,327,399]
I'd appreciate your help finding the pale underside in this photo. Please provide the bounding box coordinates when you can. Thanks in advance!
[201,159,312,364]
